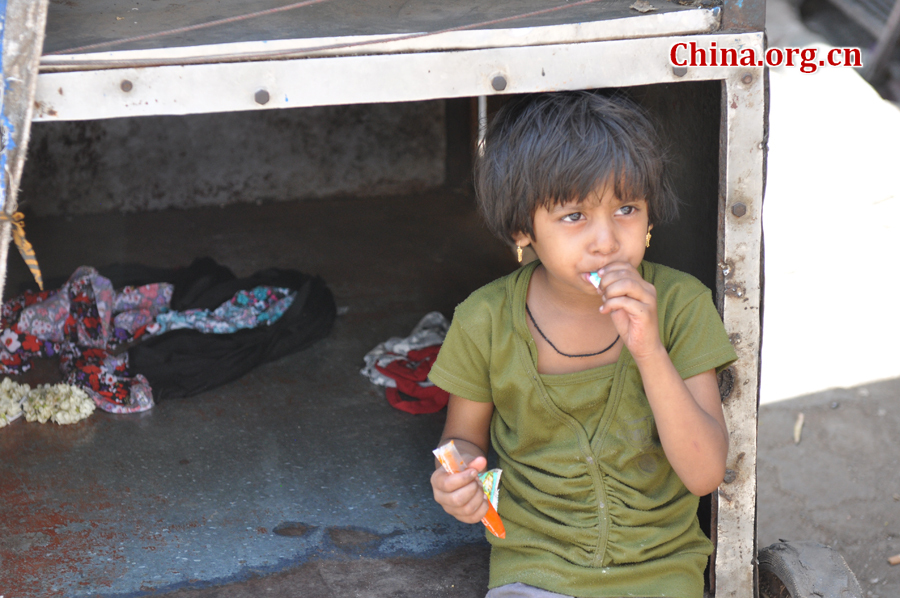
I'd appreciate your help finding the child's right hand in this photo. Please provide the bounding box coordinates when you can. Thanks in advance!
[431,455,490,524]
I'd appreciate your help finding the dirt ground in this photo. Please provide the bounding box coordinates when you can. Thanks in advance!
[756,376,900,598]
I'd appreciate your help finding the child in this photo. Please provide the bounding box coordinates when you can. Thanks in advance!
[428,91,737,598]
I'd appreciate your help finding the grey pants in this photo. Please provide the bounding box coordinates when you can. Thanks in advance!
[485,582,648,598]
[485,583,574,598]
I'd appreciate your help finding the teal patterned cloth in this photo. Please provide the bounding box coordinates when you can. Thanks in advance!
[155,286,295,335]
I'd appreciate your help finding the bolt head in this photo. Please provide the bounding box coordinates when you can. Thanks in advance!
[120,80,133,92]
[491,75,507,92]
[741,73,753,85]
[255,89,270,105]
[731,202,748,217]
[672,66,688,78]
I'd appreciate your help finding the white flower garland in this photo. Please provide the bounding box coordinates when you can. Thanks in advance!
[0,378,30,427]
[0,378,95,426]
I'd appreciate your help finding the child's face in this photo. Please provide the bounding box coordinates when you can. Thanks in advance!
[513,184,651,296]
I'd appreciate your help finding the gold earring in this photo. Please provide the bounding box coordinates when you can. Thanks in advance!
[516,245,523,263]
[645,231,652,248]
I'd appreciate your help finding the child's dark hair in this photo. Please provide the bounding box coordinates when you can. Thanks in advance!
[474,91,679,243]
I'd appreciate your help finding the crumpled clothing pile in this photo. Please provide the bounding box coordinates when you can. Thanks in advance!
[0,265,301,415]
[0,266,169,414]
[360,311,450,414]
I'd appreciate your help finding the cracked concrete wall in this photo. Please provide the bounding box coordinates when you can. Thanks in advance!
[18,100,446,216]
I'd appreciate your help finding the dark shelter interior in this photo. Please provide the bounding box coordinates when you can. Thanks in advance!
[1,80,722,597]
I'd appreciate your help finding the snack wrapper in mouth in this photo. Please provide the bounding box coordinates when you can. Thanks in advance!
[588,271,602,289]
[433,440,506,539]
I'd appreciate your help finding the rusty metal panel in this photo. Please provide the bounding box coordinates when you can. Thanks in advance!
[720,0,767,33]
[41,0,716,56]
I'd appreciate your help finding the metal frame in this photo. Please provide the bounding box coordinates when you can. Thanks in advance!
[26,25,767,598]
[33,8,725,121]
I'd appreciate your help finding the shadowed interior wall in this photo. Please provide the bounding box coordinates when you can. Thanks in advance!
[19,100,446,216]
[632,81,721,294]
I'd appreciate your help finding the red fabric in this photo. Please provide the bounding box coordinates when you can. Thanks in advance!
[376,344,448,414]
[377,345,441,382]
[385,385,449,414]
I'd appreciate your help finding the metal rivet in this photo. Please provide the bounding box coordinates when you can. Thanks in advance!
[672,65,687,78]
[491,75,507,92]
[255,89,270,105]
[741,73,753,85]
[731,202,747,217]
[723,469,737,484]
[120,80,133,92]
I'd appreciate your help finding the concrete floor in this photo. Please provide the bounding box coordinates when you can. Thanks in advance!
[1,191,509,597]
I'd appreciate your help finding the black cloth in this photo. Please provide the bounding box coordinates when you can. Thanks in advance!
[102,258,336,400]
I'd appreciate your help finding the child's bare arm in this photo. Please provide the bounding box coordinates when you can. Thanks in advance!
[597,263,728,495]
[431,395,494,523]
[635,361,728,496]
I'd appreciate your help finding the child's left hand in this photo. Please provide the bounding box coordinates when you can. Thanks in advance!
[595,262,663,360]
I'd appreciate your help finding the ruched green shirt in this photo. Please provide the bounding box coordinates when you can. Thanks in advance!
[429,261,737,598]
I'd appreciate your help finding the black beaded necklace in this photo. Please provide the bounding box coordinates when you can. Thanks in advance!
[525,303,620,358]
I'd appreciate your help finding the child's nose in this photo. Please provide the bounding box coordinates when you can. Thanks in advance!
[588,220,619,255]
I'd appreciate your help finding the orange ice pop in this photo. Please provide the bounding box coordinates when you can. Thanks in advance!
[433,440,506,539]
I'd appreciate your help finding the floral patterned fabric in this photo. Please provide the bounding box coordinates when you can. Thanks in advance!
[0,267,172,414]
[155,286,295,335]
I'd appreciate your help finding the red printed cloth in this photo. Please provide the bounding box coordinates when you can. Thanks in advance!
[0,267,171,413]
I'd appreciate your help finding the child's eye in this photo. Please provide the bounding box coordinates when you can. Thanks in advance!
[617,205,638,216]
[561,212,585,222]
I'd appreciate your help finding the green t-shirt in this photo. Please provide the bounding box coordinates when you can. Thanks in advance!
[429,261,737,598]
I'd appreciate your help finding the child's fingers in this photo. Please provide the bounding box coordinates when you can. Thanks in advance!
[600,278,656,310]
[598,294,652,318]
[431,470,489,523]
[595,265,643,297]
[443,486,490,523]
[596,264,645,289]
[467,455,488,473]
[431,466,478,493]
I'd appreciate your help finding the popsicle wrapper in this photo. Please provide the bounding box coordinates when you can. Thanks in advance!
[433,440,506,538]
[478,469,502,511]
